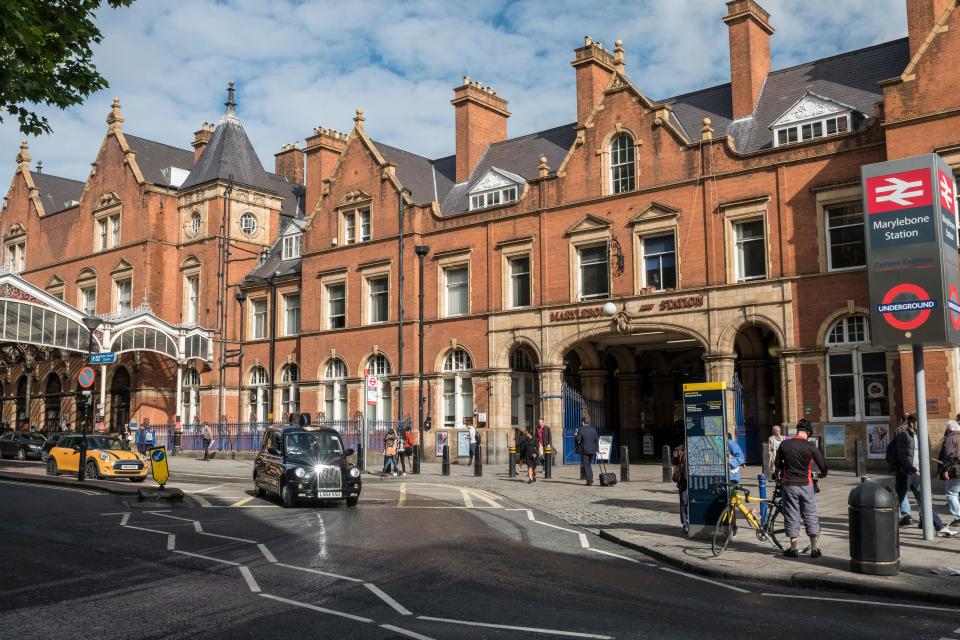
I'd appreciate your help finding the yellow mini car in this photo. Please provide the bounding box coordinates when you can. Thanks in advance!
[46,434,148,482]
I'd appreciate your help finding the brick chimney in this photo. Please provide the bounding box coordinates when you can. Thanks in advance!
[274,142,305,184]
[906,0,954,58]
[191,122,215,163]
[724,0,774,120]
[451,77,510,183]
[571,36,618,126]
[303,126,348,213]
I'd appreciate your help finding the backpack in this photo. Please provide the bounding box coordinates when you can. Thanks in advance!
[885,435,899,470]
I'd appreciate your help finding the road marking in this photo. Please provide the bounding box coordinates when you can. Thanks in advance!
[198,530,259,544]
[167,534,176,551]
[191,484,226,493]
[173,550,240,566]
[380,624,436,640]
[365,583,412,615]
[398,482,406,506]
[189,492,213,507]
[954,627,960,633]
[259,593,374,623]
[416,616,613,639]
[148,512,190,522]
[120,513,130,526]
[578,533,590,548]
[660,567,750,594]
[230,496,255,508]
[0,479,100,495]
[193,521,203,533]
[274,562,364,583]
[460,488,474,508]
[468,488,502,508]
[239,566,261,593]
[760,593,958,612]
[504,508,536,521]
[258,544,277,563]
[532,520,578,534]
[587,548,641,563]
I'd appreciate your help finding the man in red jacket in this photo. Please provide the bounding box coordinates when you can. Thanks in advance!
[774,420,828,558]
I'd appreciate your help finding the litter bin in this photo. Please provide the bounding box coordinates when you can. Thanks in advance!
[848,480,899,575]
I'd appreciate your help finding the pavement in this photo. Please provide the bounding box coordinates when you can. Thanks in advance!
[5,454,960,606]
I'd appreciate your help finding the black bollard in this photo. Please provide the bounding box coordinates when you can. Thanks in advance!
[441,444,450,476]
[662,445,672,483]
[508,446,517,478]
[358,444,365,472]
[855,439,866,478]
[474,444,482,477]
[544,446,553,479]
[620,445,630,482]
[412,444,421,474]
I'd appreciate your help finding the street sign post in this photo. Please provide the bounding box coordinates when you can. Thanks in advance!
[366,375,378,406]
[89,352,117,365]
[682,382,729,539]
[862,153,960,540]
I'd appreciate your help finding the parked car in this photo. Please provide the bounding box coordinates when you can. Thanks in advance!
[0,431,47,460]
[46,434,147,481]
[40,433,63,462]
[254,425,361,508]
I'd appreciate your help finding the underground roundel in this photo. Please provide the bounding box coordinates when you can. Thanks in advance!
[876,283,937,331]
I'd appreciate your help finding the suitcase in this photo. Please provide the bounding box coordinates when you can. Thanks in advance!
[598,462,617,487]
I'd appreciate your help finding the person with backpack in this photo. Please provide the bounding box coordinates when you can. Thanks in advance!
[382,428,399,477]
[938,420,960,527]
[893,414,956,536]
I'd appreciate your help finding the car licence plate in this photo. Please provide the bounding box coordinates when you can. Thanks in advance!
[120,464,138,470]
[317,491,341,498]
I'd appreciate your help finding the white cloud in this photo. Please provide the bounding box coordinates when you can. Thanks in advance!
[0,0,906,182]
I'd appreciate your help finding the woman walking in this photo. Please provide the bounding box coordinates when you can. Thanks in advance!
[522,428,540,484]
[382,428,399,477]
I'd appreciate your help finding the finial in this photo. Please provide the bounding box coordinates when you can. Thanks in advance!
[106,97,125,131]
[224,82,237,118]
[16,140,30,168]
[354,108,365,130]
[538,155,550,178]
[701,117,714,141]
[463,75,470,85]
[35,160,42,174]
[613,39,625,68]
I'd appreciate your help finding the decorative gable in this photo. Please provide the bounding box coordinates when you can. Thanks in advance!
[337,188,373,208]
[770,92,855,128]
[4,223,26,240]
[565,214,612,236]
[629,202,680,225]
[111,258,133,274]
[468,167,524,194]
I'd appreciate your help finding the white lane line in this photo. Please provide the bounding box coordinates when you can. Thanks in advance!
[123,525,172,536]
[199,530,259,544]
[364,583,412,615]
[258,543,277,563]
[173,550,240,567]
[380,624,436,640]
[468,488,502,508]
[190,492,213,507]
[193,521,203,533]
[760,593,958,612]
[148,512,189,521]
[588,548,639,563]
[191,484,226,493]
[120,513,130,526]
[230,496,255,508]
[259,593,373,623]
[460,488,474,508]
[144,509,172,514]
[532,520,579,534]
[578,533,590,549]
[0,479,100,495]
[398,482,407,506]
[660,567,750,594]
[166,534,176,551]
[239,566,261,593]
[416,616,613,639]
[274,562,364,583]
[954,627,960,633]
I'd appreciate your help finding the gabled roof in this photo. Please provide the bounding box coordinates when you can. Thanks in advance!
[29,172,84,214]
[124,134,194,185]
[467,167,525,194]
[244,215,304,284]
[768,91,859,129]
[265,172,304,222]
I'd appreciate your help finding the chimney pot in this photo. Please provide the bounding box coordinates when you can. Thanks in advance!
[451,80,510,183]
[571,37,617,126]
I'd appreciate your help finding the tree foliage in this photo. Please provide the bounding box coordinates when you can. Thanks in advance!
[0,0,134,137]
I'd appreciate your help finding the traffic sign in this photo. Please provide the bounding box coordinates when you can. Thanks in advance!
[89,352,116,364]
[78,367,96,388]
[148,446,169,487]
[366,375,378,406]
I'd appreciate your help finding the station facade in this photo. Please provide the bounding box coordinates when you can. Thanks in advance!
[3,0,960,465]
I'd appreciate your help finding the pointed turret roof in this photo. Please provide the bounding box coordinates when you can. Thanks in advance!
[180,82,275,193]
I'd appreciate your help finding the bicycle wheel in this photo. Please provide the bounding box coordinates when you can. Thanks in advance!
[712,507,735,556]
[764,505,786,551]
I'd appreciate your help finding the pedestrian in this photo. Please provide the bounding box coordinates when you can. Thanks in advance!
[938,420,960,527]
[395,426,409,477]
[893,415,913,522]
[672,441,688,534]
[467,422,478,466]
[775,419,829,558]
[727,432,745,483]
[383,428,399,477]
[536,418,552,470]
[514,426,524,475]
[143,419,155,450]
[894,414,956,536]
[767,425,784,476]
[521,428,539,483]
[201,421,213,460]
[575,418,600,486]
[401,426,414,472]
[135,424,145,455]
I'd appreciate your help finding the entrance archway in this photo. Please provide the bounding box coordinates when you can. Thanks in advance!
[44,373,61,431]
[733,324,782,463]
[510,347,539,429]
[110,366,131,431]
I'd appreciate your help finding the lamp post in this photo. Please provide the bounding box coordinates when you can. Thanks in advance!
[414,245,430,470]
[78,315,102,481]
[234,290,247,425]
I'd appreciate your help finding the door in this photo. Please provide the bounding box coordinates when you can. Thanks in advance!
[0,432,14,457]
[55,436,81,472]
[110,367,131,431]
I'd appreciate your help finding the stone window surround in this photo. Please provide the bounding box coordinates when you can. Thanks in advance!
[813,183,863,274]
[249,297,268,340]
[721,197,770,285]
[76,270,97,315]
[568,227,611,302]
[111,268,133,315]
[360,261,391,325]
[435,248,472,318]
[340,206,371,246]
[319,269,348,331]
[93,203,121,252]
[631,214,680,293]
[180,258,201,325]
[598,126,640,197]
[499,238,534,310]
[276,284,300,336]
[4,235,25,273]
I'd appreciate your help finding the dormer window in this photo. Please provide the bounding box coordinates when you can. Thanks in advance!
[467,168,523,211]
[282,233,302,260]
[771,92,859,148]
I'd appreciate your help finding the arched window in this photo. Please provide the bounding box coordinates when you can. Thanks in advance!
[323,358,348,421]
[182,368,201,426]
[365,355,392,424]
[44,374,62,431]
[190,211,201,236]
[249,366,269,424]
[510,348,539,428]
[281,363,300,419]
[609,133,635,194]
[240,212,258,236]
[825,315,888,420]
[441,349,474,428]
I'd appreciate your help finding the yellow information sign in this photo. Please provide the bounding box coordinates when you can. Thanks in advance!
[147,446,170,487]
[682,381,727,392]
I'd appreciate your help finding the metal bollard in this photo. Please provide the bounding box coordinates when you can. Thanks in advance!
[412,444,421,474]
[357,444,365,472]
[761,443,770,477]
[758,473,768,523]
[474,445,482,477]
[508,446,517,478]
[662,445,672,483]
[441,444,450,476]
[620,445,630,482]
[855,440,867,478]
[544,446,553,479]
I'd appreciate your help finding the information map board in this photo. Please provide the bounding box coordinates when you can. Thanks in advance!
[683,382,729,538]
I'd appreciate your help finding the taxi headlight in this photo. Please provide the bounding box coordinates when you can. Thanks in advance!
[313,465,324,475]
[294,467,305,478]
[98,453,110,462]
[349,467,360,478]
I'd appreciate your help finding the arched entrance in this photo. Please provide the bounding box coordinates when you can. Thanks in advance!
[110,366,131,431]
[733,324,782,463]
[44,373,61,431]
[15,375,27,428]
[510,347,539,429]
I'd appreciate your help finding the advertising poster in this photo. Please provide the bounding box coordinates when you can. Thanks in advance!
[824,424,846,459]
[682,382,728,537]
[867,423,891,459]
[597,435,613,461]
[456,430,470,457]
[435,431,449,456]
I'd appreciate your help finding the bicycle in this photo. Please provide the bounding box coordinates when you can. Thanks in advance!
[711,480,786,556]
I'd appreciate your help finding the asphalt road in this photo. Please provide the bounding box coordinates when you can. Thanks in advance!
[1,476,959,640]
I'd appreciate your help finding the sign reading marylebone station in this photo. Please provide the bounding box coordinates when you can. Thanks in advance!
[862,154,960,347]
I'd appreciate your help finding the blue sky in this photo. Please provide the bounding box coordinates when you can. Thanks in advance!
[1,0,908,182]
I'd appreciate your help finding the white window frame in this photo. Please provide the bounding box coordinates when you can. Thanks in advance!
[360,210,371,242]
[110,214,121,247]
[825,202,865,272]
[323,359,348,421]
[98,218,108,251]
[734,218,767,282]
[250,298,267,340]
[239,212,258,236]
[282,292,301,336]
[182,368,201,426]
[509,349,538,428]
[774,113,850,147]
[5,240,25,273]
[640,233,677,291]
[114,277,132,315]
[367,276,389,324]
[341,207,370,245]
[281,364,300,418]
[185,273,200,325]
[190,211,202,237]
[609,132,636,194]
[326,281,346,330]
[469,185,518,211]
[365,355,392,423]
[249,366,269,423]
[577,242,610,301]
[508,254,531,309]
[441,349,474,429]
[80,285,96,316]
[281,233,302,260]
[444,265,469,317]
[825,316,889,421]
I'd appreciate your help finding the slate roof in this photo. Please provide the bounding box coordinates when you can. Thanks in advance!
[666,38,910,152]
[244,216,305,283]
[29,172,84,214]
[376,142,453,204]
[180,111,275,193]
[265,172,305,221]
[124,134,194,185]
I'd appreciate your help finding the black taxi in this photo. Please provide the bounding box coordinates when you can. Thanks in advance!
[253,425,361,508]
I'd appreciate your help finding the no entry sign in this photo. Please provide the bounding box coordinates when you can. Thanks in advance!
[863,154,960,347]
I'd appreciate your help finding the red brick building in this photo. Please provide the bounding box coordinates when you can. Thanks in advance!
[3,0,959,466]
